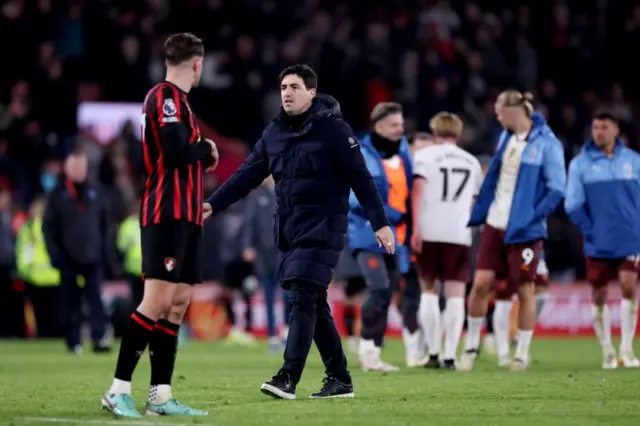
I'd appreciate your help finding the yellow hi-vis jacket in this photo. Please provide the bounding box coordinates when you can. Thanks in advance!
[117,215,142,277]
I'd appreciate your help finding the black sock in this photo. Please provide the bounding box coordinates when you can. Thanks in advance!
[114,311,155,381]
[344,305,355,337]
[149,319,180,386]
[403,312,419,334]
[224,297,235,326]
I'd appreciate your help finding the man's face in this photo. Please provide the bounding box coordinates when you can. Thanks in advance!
[494,104,519,131]
[375,112,405,142]
[64,154,88,182]
[591,118,618,148]
[280,74,315,115]
[192,56,204,88]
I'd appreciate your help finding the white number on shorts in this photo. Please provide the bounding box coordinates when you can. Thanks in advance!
[522,248,535,266]
[626,254,640,266]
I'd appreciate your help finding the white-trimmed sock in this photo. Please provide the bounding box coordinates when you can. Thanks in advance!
[109,378,131,395]
[149,384,172,405]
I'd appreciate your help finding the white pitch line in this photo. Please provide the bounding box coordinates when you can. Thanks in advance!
[18,417,218,426]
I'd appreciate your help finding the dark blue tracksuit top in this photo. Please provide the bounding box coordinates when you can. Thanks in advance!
[206,94,389,287]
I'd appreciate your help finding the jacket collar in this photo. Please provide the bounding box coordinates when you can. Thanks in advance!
[583,139,624,160]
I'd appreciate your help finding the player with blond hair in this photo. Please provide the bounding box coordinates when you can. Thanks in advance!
[410,112,483,369]
[460,91,566,372]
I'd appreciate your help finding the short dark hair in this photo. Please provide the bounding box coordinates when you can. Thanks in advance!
[278,64,317,90]
[593,111,618,125]
[370,102,403,124]
[410,132,433,145]
[164,33,204,66]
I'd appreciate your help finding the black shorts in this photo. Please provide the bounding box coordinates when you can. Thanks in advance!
[223,259,253,289]
[141,220,203,285]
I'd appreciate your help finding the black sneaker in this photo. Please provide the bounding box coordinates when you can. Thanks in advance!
[442,359,456,370]
[309,377,354,399]
[260,372,296,400]
[424,355,441,369]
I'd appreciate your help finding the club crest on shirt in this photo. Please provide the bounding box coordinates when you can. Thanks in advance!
[163,99,177,117]
[164,257,176,272]
[622,162,633,179]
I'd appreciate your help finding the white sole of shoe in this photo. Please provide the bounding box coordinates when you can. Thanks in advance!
[308,392,355,399]
[260,383,296,400]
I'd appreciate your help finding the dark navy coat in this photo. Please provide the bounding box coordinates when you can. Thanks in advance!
[206,95,389,287]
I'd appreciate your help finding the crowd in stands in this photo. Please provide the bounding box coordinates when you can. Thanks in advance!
[0,0,639,293]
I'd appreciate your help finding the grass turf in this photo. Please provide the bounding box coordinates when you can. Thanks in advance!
[1,338,639,426]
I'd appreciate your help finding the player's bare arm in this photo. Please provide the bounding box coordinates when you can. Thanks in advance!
[410,176,426,254]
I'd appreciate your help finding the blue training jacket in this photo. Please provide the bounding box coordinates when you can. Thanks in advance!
[468,112,566,244]
[347,134,413,272]
[564,140,640,259]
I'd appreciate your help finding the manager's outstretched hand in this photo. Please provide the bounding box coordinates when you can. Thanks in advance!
[203,202,212,220]
[375,225,395,254]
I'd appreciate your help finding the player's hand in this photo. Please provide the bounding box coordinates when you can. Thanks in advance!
[242,247,257,263]
[410,231,422,254]
[375,226,395,254]
[203,202,213,220]
[204,138,219,172]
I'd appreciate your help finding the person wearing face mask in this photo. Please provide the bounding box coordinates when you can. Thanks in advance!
[347,102,413,372]
[459,91,566,372]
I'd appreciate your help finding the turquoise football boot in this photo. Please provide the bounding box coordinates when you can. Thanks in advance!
[101,392,143,418]
[146,398,208,416]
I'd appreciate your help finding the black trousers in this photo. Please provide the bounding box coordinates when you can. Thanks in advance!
[27,284,61,338]
[401,267,421,333]
[0,265,25,338]
[59,262,108,348]
[281,282,349,384]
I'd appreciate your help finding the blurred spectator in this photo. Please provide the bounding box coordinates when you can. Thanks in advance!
[16,196,60,338]
[213,198,256,345]
[0,183,22,337]
[240,176,289,349]
[116,200,142,309]
[42,152,113,353]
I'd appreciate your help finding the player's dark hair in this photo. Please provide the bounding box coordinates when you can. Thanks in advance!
[592,111,618,125]
[409,132,433,145]
[164,33,205,66]
[278,64,318,90]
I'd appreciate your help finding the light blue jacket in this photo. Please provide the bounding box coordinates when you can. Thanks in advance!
[565,140,640,259]
[347,134,413,272]
[468,112,566,243]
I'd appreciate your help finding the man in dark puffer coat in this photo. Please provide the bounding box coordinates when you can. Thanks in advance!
[204,64,395,400]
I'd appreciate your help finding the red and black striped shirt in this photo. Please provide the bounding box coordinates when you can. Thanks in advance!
[140,81,212,227]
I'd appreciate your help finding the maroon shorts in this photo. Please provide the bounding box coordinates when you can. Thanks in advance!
[415,241,470,282]
[476,225,543,284]
[535,273,549,288]
[586,257,640,288]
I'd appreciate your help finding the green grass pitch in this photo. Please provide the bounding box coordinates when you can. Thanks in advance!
[1,338,639,426]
